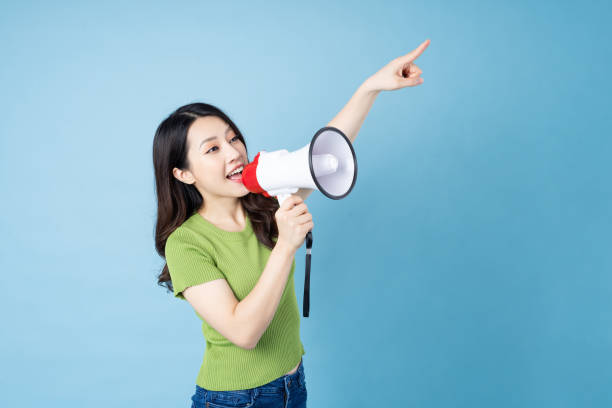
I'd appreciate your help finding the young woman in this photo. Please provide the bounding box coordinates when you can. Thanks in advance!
[152,39,429,408]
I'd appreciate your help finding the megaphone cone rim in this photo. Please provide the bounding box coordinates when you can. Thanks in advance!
[308,126,358,200]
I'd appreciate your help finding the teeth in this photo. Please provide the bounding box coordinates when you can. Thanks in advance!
[227,165,244,177]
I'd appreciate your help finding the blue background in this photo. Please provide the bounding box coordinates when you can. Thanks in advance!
[1,0,611,406]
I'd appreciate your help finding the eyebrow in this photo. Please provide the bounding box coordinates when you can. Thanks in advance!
[198,125,232,150]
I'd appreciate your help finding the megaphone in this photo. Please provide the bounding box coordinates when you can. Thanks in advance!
[240,126,357,318]
[241,126,357,207]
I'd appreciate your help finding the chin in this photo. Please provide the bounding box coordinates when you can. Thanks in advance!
[230,183,250,197]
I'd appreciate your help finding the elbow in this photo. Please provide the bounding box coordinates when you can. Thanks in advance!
[240,334,260,350]
[239,340,256,351]
[236,328,259,350]
[232,305,262,350]
[236,341,253,351]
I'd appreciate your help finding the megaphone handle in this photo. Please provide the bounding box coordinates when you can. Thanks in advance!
[303,230,312,317]
[276,193,291,207]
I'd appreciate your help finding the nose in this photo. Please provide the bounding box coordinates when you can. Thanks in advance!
[225,142,242,163]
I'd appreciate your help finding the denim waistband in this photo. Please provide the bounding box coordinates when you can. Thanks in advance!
[195,358,305,398]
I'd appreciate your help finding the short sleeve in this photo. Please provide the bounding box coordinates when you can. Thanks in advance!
[165,231,225,300]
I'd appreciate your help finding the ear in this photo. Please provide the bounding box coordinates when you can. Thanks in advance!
[172,167,195,185]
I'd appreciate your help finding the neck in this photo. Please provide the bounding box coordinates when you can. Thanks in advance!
[198,196,245,225]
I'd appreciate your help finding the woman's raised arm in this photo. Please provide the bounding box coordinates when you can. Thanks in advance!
[296,39,430,201]
[326,39,430,144]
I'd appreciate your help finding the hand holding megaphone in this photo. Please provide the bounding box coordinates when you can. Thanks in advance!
[240,126,357,318]
[274,194,314,252]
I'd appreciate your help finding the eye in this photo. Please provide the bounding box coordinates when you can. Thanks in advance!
[204,136,240,154]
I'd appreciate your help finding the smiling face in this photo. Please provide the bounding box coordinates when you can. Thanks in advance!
[174,115,250,200]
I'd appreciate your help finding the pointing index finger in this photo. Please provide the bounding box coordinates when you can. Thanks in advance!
[403,39,430,62]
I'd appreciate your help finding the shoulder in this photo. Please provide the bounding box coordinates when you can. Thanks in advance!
[165,218,215,257]
[166,224,193,251]
[165,224,219,281]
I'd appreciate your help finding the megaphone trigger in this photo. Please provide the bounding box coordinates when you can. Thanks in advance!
[273,190,298,207]
[276,193,291,207]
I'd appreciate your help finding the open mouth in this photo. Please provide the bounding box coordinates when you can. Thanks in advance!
[226,165,244,181]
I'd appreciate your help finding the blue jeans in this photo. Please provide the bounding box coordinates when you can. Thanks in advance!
[190,358,307,408]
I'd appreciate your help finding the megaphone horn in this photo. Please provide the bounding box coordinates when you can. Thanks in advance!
[241,126,357,205]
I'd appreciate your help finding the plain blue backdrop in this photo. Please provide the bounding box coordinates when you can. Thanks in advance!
[1,0,611,407]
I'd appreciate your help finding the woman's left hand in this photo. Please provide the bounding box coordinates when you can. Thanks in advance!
[363,39,430,92]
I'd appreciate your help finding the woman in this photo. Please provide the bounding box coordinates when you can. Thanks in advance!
[152,39,429,408]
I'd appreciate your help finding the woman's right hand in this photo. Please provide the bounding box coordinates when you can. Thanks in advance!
[275,195,314,252]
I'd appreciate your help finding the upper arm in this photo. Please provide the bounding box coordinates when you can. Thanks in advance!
[182,279,253,350]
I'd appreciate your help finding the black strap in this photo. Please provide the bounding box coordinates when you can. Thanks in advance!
[303,231,312,317]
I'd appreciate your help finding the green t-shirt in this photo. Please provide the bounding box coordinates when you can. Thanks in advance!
[165,211,305,391]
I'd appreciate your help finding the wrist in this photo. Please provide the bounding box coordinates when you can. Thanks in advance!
[360,78,381,96]
[274,239,297,257]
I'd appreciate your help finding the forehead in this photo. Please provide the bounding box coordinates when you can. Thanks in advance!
[187,116,230,148]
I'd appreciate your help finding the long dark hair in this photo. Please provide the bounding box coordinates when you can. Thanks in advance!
[153,102,280,294]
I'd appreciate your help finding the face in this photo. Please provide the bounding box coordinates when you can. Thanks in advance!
[174,116,249,200]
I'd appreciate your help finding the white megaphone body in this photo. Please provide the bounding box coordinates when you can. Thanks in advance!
[241,126,357,206]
